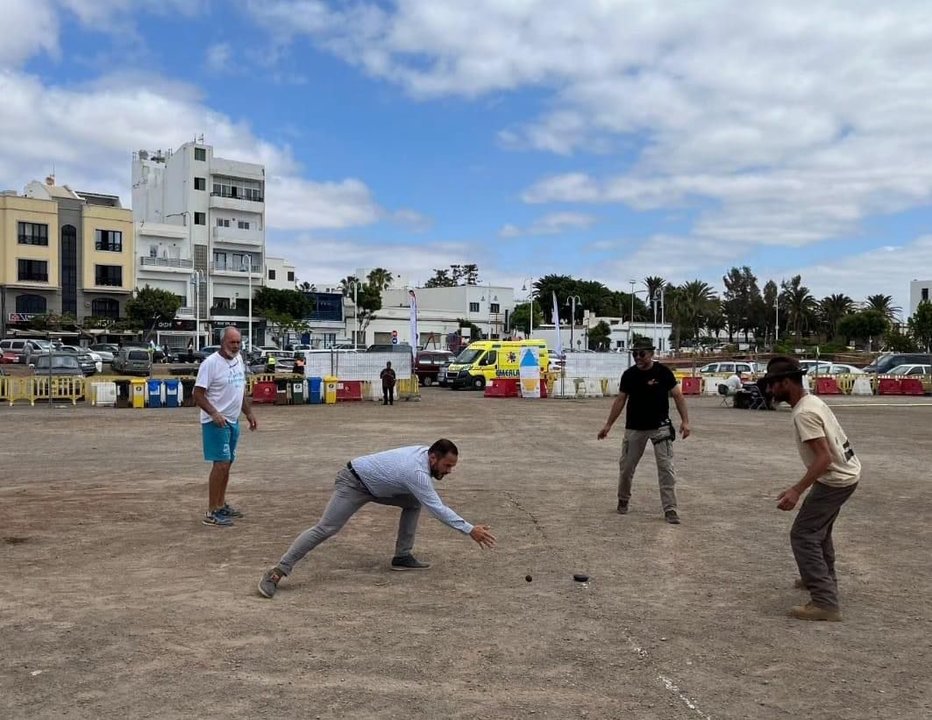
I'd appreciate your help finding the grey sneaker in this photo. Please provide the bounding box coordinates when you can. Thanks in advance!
[616,500,629,514]
[258,566,286,598]
[390,555,431,571]
[202,510,233,527]
[664,510,681,525]
[217,503,244,518]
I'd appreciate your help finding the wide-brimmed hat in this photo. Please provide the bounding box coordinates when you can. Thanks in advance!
[761,356,807,384]
[631,338,655,351]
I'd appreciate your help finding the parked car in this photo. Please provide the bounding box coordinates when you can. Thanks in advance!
[415,350,455,386]
[826,363,864,375]
[59,345,103,374]
[33,354,84,376]
[88,343,117,363]
[121,342,173,363]
[1,350,19,364]
[797,360,834,375]
[193,345,221,363]
[863,353,932,374]
[697,361,756,375]
[111,348,153,376]
[887,364,931,376]
[0,338,53,364]
[367,343,414,353]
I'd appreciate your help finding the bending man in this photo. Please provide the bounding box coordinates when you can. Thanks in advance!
[258,439,496,598]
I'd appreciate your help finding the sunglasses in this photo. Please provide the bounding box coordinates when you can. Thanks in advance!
[631,350,651,358]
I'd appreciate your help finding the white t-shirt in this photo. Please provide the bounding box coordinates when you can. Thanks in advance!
[792,394,861,487]
[725,373,743,391]
[195,351,247,424]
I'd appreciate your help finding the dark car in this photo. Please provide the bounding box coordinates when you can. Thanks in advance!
[366,343,414,353]
[415,350,455,386]
[33,354,84,376]
[55,346,98,376]
[111,348,153,376]
[863,353,932,374]
[122,343,173,363]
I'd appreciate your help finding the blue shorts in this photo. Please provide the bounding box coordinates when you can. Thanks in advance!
[202,421,240,463]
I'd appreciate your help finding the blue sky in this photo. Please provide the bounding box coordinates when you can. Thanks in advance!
[3,0,932,315]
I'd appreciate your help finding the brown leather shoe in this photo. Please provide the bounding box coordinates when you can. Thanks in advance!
[616,500,629,515]
[789,602,841,622]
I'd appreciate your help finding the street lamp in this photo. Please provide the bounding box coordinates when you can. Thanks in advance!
[565,295,581,351]
[241,255,253,352]
[521,278,536,337]
[191,269,203,351]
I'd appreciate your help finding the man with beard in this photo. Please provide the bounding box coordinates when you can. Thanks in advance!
[763,356,861,621]
[258,439,496,598]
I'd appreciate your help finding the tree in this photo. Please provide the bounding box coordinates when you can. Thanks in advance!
[818,293,855,340]
[588,320,612,350]
[837,310,888,351]
[457,319,483,340]
[676,280,718,343]
[864,294,901,324]
[461,263,480,285]
[644,276,666,305]
[908,301,932,350]
[509,301,544,335]
[780,275,817,344]
[722,266,762,343]
[366,268,394,292]
[424,268,455,288]
[763,280,778,345]
[339,275,359,296]
[125,285,181,330]
[254,287,313,322]
[883,327,918,352]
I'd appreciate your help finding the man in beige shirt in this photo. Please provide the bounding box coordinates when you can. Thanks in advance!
[763,356,861,621]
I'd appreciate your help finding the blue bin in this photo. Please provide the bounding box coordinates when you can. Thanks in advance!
[308,376,323,404]
[163,379,180,408]
[147,379,163,408]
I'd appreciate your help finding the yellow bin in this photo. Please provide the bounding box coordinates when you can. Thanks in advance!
[131,379,147,408]
[324,375,338,405]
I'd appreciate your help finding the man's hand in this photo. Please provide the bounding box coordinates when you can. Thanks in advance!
[246,413,258,431]
[597,425,612,440]
[469,525,496,549]
[680,421,691,439]
[777,487,801,511]
[211,411,227,427]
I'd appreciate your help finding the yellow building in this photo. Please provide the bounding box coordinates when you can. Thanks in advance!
[0,177,134,336]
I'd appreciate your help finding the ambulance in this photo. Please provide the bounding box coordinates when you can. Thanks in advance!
[441,339,550,390]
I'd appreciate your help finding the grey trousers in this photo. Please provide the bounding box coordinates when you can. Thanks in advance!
[791,481,857,609]
[617,427,677,512]
[277,468,421,575]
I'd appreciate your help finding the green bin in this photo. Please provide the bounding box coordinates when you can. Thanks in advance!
[290,379,305,405]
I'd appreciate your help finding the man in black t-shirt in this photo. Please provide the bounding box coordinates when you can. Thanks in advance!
[597,338,691,524]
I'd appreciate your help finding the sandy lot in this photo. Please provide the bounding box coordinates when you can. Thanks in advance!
[2,390,931,719]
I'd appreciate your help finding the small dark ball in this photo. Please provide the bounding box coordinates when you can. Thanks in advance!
[525,575,533,582]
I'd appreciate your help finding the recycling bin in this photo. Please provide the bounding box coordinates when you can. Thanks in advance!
[147,379,164,408]
[164,379,180,408]
[308,376,323,404]
[131,379,147,408]
[290,379,305,405]
[324,375,338,405]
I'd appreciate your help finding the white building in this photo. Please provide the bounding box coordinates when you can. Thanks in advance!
[265,257,297,290]
[531,315,673,354]
[131,141,266,348]
[910,279,932,316]
[352,285,516,349]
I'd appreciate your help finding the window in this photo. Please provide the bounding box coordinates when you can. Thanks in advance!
[212,175,263,203]
[216,218,230,227]
[61,225,77,316]
[18,222,49,246]
[95,265,123,287]
[194,147,207,161]
[213,251,227,270]
[194,177,206,190]
[287,271,295,282]
[194,212,206,225]
[480,351,497,367]
[469,302,480,313]
[95,229,123,252]
[490,303,500,314]
[91,298,120,320]
[17,259,48,282]
[268,269,277,280]
[923,288,930,301]
[149,245,158,258]
[238,220,250,230]
[16,294,46,313]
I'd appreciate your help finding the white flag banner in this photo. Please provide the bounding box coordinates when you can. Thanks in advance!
[551,291,563,358]
[409,289,419,358]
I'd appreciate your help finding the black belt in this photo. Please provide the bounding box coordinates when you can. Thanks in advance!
[346,462,375,495]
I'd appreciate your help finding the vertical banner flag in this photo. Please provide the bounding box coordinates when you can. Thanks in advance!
[551,291,563,358]
[409,289,419,359]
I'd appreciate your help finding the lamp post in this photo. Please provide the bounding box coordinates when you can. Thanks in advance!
[521,278,536,338]
[242,255,253,352]
[351,279,359,348]
[565,295,580,351]
[191,269,203,350]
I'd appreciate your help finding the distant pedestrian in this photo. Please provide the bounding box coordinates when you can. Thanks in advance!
[597,338,691,524]
[380,361,397,405]
[762,356,860,622]
[193,326,258,527]
[257,439,496,598]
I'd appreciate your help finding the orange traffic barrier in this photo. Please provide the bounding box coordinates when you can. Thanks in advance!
[877,378,902,395]
[680,376,701,395]
[900,378,925,396]
[815,377,841,395]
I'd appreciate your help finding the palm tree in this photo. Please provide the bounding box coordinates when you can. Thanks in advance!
[818,293,855,339]
[781,275,817,344]
[367,268,394,292]
[864,294,901,324]
[677,280,718,343]
[705,300,727,344]
[339,275,359,297]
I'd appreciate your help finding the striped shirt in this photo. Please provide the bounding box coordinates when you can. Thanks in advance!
[351,446,474,535]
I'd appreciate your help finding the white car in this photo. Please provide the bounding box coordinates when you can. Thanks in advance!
[826,363,864,375]
[698,361,756,375]
[887,364,931,376]
[798,360,833,374]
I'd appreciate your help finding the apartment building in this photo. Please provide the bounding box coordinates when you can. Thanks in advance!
[0,177,134,336]
[132,140,267,348]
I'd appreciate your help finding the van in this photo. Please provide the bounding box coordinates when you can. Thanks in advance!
[863,353,932,374]
[111,348,152,376]
[441,340,549,390]
[415,350,455,386]
[0,338,52,364]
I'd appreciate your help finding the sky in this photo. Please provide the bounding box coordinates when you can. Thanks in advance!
[3,0,932,314]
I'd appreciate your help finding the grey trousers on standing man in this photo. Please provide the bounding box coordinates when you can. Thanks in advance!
[277,467,421,575]
[618,427,677,511]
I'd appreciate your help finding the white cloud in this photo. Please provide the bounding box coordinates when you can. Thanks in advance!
[499,212,595,238]
[205,43,232,73]
[0,0,58,66]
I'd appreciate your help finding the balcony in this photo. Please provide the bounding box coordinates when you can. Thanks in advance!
[210,262,262,277]
[176,306,195,318]
[139,257,194,271]
[212,226,263,247]
[209,193,263,212]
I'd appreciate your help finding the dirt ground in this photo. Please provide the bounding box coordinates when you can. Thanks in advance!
[2,390,931,719]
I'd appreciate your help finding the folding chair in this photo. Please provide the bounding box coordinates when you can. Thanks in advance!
[717,383,732,406]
